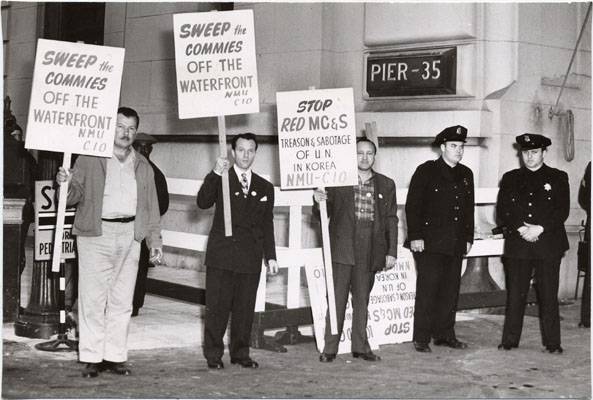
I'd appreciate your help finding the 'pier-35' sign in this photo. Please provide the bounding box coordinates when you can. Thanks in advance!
[364,47,456,98]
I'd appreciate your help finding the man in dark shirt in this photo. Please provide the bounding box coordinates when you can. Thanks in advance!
[496,133,569,353]
[405,125,475,353]
[131,133,169,317]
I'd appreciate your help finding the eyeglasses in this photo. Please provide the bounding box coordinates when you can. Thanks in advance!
[116,124,137,134]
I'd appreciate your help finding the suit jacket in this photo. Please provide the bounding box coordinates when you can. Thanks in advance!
[405,157,475,256]
[197,167,277,274]
[316,172,398,272]
[148,160,169,216]
[497,164,569,259]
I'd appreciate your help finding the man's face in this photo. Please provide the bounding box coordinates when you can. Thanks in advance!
[357,141,376,172]
[441,141,465,165]
[133,142,152,159]
[114,114,138,151]
[521,148,545,170]
[232,138,257,170]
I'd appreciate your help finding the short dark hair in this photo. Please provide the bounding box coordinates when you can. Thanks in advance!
[117,106,139,129]
[356,136,377,154]
[231,132,258,150]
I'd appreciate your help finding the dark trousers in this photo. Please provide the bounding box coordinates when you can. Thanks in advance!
[203,266,260,362]
[580,240,590,327]
[501,257,561,347]
[323,220,375,355]
[412,252,463,344]
[132,240,150,311]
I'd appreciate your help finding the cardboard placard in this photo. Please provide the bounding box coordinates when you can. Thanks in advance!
[276,88,357,190]
[305,246,417,354]
[25,39,125,157]
[173,10,259,119]
[34,180,77,261]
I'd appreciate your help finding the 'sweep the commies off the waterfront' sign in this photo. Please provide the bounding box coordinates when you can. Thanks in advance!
[173,10,259,119]
[276,88,357,190]
[25,39,125,157]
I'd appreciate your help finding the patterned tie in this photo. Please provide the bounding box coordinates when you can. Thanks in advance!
[241,172,249,198]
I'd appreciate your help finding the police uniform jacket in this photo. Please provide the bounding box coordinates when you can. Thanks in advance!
[317,172,398,272]
[405,157,475,256]
[197,167,277,274]
[497,164,569,259]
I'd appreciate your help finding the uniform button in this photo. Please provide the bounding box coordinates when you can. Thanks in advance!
[434,188,439,192]
[454,185,457,189]
[454,217,458,221]
[425,222,429,225]
[529,192,533,196]
[455,196,459,199]
[528,214,532,217]
[360,209,364,213]
[528,203,532,206]
[366,193,372,198]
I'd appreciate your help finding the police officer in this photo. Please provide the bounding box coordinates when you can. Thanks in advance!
[497,133,569,354]
[405,125,475,353]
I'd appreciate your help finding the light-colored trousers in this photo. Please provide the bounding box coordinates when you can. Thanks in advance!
[77,221,140,363]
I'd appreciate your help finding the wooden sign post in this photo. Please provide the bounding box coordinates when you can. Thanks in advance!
[276,87,358,335]
[173,10,260,237]
[24,39,125,272]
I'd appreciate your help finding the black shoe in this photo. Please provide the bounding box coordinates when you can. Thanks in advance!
[497,343,517,350]
[319,353,336,362]
[103,361,131,375]
[413,341,432,353]
[352,352,381,361]
[207,359,224,369]
[81,363,100,378]
[578,322,590,328]
[546,346,563,354]
[433,338,468,349]
[231,358,259,368]
[131,308,139,317]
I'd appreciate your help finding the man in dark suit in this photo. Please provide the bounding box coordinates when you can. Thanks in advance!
[405,125,475,353]
[315,137,398,363]
[497,133,569,354]
[197,132,278,370]
[578,162,590,328]
[131,133,169,317]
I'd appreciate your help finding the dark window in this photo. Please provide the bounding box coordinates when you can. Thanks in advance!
[44,2,105,45]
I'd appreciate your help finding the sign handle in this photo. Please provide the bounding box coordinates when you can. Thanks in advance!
[217,115,233,237]
[51,152,71,272]
[319,186,338,335]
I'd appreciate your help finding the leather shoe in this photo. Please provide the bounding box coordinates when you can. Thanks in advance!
[413,341,432,353]
[546,346,563,354]
[433,338,468,349]
[231,358,259,368]
[319,353,336,362]
[103,361,131,375]
[497,343,517,350]
[81,363,100,378]
[352,352,381,361]
[207,359,224,369]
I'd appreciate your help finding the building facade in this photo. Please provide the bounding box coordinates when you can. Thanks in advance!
[3,2,591,298]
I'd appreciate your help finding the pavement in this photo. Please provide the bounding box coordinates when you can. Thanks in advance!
[2,239,592,399]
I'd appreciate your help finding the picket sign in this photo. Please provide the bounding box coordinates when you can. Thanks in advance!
[162,177,503,320]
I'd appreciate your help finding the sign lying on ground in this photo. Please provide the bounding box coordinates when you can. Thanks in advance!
[276,88,357,190]
[305,246,416,354]
[173,9,259,119]
[25,39,125,157]
[35,181,76,261]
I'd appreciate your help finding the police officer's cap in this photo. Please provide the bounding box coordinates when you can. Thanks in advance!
[515,133,551,150]
[433,125,467,146]
[134,132,157,144]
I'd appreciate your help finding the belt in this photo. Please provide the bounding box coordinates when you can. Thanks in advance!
[101,216,135,223]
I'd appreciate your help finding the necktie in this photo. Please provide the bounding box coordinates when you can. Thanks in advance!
[241,172,249,198]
